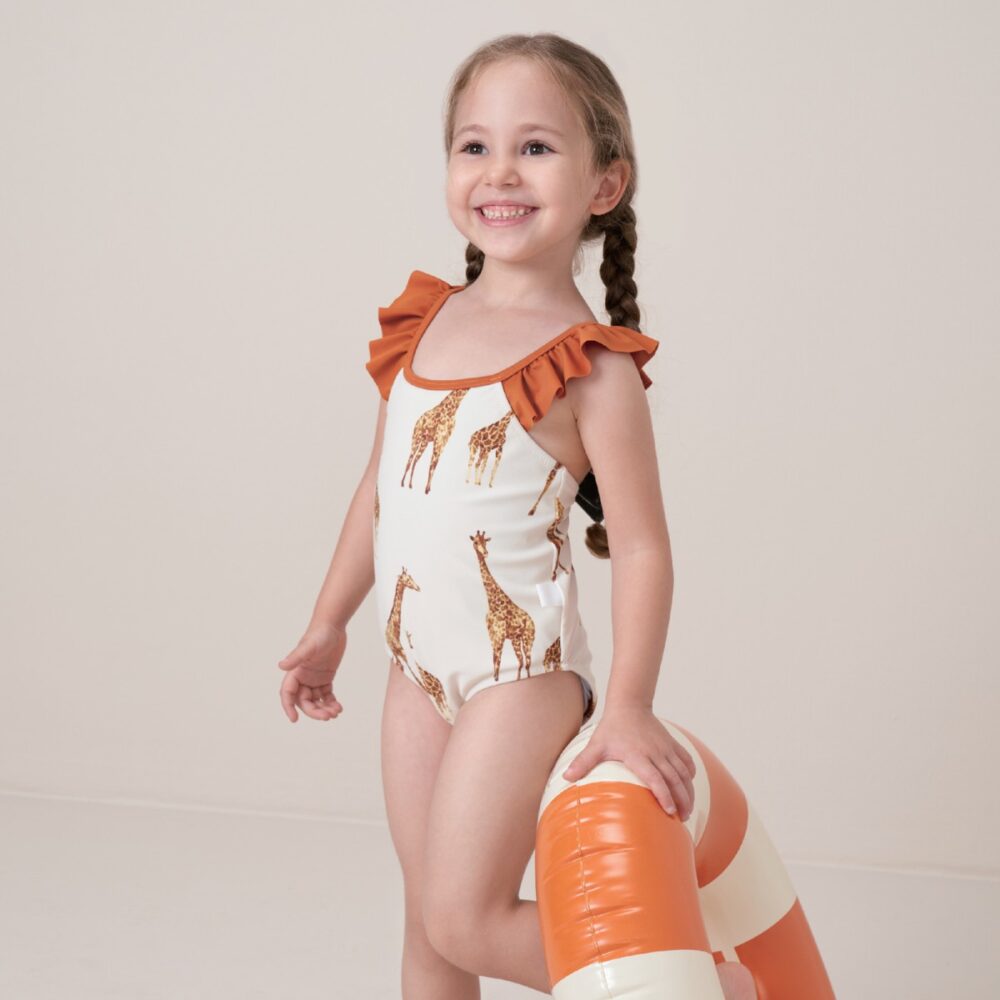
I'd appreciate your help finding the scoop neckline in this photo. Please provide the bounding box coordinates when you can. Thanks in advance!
[402,280,601,389]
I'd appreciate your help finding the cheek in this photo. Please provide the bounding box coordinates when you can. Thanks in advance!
[444,183,475,233]
[446,160,477,194]
[446,188,475,223]
[538,164,588,206]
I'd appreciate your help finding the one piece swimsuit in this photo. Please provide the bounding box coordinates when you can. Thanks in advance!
[366,269,659,729]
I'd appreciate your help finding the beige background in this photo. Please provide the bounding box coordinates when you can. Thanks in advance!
[2,2,997,997]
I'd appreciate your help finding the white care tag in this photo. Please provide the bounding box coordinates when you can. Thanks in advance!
[536,579,564,607]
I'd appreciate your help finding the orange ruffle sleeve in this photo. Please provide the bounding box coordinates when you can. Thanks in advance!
[366,270,454,399]
[502,323,660,429]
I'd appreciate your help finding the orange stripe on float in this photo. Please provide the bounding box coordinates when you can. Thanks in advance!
[536,781,712,986]
[735,897,837,1000]
[671,722,750,886]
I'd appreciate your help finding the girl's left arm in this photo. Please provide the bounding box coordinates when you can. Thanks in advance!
[560,348,696,818]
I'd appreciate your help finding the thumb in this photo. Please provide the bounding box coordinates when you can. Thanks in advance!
[278,638,311,671]
[562,747,598,782]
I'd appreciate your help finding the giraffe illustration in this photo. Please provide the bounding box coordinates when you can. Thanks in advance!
[542,637,597,722]
[528,461,562,515]
[373,482,380,537]
[401,389,469,494]
[403,629,454,723]
[384,567,420,672]
[411,660,453,722]
[413,665,454,722]
[466,409,515,487]
[546,496,571,580]
[470,529,536,682]
[543,636,563,673]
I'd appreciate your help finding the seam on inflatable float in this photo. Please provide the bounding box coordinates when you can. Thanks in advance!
[571,785,613,997]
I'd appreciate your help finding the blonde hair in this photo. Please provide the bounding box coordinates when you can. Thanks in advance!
[443,33,642,559]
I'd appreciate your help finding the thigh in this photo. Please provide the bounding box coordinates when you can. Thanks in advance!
[421,669,584,927]
[380,657,453,904]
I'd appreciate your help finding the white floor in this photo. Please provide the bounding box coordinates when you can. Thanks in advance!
[1,794,997,999]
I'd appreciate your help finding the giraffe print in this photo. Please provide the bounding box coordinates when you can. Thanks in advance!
[528,460,562,515]
[401,389,468,494]
[384,567,419,673]
[401,631,454,721]
[546,496,571,580]
[470,529,537,682]
[543,636,563,673]
[372,366,599,729]
[466,409,515,487]
[373,482,380,537]
[411,661,454,722]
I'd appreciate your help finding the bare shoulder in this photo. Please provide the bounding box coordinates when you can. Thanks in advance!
[565,344,649,416]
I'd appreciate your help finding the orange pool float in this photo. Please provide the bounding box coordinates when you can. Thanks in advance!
[536,716,837,998]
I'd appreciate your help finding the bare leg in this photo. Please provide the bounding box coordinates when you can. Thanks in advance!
[381,660,481,1000]
[484,899,554,993]
[420,669,585,991]
[401,919,481,1000]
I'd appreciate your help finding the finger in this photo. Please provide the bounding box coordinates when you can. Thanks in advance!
[279,677,299,723]
[300,689,336,721]
[635,759,676,815]
[313,692,337,720]
[661,756,693,818]
[667,752,696,818]
[563,750,595,779]
[667,740,696,779]
[278,639,312,672]
[278,652,303,671]
[298,692,326,721]
[277,645,300,670]
[317,690,342,716]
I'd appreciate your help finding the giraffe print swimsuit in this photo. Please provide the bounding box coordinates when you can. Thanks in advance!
[366,269,659,728]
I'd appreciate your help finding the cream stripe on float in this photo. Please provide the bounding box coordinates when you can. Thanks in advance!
[698,798,798,954]
[551,949,726,1000]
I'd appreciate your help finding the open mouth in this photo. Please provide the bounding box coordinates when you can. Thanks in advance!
[477,206,538,222]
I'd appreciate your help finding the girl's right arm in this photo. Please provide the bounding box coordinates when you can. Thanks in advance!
[277,398,388,722]
[305,396,388,632]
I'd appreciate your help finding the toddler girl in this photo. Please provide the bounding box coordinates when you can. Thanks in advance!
[278,32,754,1000]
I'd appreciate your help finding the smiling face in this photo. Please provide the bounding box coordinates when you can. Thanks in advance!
[446,57,628,269]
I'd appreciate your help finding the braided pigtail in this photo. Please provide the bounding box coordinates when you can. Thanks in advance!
[599,203,641,331]
[581,203,641,559]
[464,243,485,285]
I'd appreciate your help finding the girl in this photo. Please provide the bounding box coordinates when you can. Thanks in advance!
[278,33,753,1000]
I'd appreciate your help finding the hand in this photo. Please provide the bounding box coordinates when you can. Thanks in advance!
[561,703,697,819]
[277,621,347,723]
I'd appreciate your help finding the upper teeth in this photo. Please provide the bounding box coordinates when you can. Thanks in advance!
[480,206,534,219]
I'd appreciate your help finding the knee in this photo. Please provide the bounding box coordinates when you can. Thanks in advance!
[421,892,484,970]
[421,894,461,964]
[404,889,461,967]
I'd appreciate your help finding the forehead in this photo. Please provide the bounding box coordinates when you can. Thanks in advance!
[455,58,579,134]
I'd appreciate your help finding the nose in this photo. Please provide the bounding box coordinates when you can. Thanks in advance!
[484,151,520,187]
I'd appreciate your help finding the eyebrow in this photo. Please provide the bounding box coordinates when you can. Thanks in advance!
[454,122,566,140]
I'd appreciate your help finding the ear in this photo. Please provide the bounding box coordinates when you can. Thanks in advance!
[589,158,631,216]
